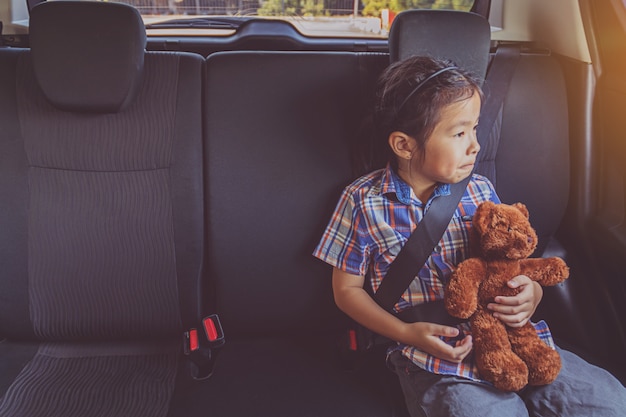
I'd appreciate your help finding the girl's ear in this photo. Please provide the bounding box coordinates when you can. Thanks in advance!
[388,131,417,161]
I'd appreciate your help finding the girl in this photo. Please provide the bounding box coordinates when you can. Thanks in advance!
[314,56,626,416]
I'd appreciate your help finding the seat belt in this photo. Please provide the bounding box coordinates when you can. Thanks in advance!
[183,314,225,380]
[369,44,522,330]
[373,176,470,319]
[475,44,522,184]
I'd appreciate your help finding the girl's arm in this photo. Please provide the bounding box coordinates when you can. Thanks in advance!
[332,267,473,363]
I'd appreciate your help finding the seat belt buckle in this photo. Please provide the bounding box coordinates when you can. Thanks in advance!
[202,314,225,347]
[183,314,225,355]
[348,329,358,351]
[183,314,226,380]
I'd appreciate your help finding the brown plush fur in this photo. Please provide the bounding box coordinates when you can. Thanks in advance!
[445,201,569,391]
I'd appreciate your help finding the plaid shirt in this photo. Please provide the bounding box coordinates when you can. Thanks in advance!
[314,164,555,382]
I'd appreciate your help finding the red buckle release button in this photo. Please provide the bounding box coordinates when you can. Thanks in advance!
[189,328,199,352]
[202,314,224,343]
[348,329,358,351]
[205,319,218,342]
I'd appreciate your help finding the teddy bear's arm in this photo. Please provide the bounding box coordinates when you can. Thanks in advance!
[519,257,569,286]
[445,258,487,319]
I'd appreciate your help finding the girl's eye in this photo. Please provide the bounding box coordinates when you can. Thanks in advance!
[454,131,465,138]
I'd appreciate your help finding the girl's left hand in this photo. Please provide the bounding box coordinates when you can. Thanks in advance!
[487,275,542,328]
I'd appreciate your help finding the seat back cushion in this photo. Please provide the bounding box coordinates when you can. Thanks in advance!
[204,51,387,337]
[0,2,204,415]
[1,0,204,342]
[496,52,570,253]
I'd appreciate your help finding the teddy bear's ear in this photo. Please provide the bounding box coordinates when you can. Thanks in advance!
[512,202,530,219]
[473,201,496,233]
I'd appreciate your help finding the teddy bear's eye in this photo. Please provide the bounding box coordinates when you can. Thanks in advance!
[495,220,510,231]
[495,221,513,233]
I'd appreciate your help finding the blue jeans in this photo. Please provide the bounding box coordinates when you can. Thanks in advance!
[387,347,626,417]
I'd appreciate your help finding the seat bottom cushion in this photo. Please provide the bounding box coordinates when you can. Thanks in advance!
[168,333,409,417]
[0,340,179,417]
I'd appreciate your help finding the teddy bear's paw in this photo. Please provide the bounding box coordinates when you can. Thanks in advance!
[527,349,562,386]
[540,257,570,286]
[493,373,528,392]
[477,351,529,392]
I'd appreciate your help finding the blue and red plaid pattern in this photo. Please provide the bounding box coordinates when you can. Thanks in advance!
[314,164,556,382]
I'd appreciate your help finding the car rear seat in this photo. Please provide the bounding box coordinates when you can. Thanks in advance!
[180,11,524,417]
[0,2,209,416]
[0,2,595,416]
[171,50,404,416]
[188,11,582,416]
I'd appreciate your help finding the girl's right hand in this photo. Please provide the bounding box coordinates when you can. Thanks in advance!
[331,268,473,363]
[404,322,473,363]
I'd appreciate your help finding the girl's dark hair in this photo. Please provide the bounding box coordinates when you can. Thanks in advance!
[373,56,483,168]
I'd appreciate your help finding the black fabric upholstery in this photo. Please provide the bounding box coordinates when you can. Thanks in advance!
[495,53,570,254]
[193,51,401,416]
[389,10,491,80]
[169,337,401,417]
[168,53,206,333]
[0,2,205,415]
[0,343,179,417]
[0,48,33,340]
[29,1,146,113]
[204,51,383,337]
[0,342,39,396]
[0,2,573,415]
[1,48,205,342]
[16,53,183,340]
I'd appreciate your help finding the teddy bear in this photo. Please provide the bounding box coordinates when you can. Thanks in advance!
[444,201,569,392]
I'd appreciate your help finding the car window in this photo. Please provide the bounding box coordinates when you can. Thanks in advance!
[114,0,475,38]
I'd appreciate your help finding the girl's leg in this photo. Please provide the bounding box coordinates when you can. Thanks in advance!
[387,351,529,417]
[521,347,626,417]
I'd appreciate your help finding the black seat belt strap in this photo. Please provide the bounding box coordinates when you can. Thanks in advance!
[475,44,521,183]
[373,176,470,313]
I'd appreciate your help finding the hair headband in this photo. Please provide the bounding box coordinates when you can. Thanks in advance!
[397,66,458,113]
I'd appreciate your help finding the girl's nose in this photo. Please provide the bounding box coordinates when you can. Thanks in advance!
[469,133,480,155]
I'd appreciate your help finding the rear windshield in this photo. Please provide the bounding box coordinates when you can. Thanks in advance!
[117,0,475,38]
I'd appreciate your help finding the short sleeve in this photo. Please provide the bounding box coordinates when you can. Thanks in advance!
[313,188,370,276]
[463,174,501,209]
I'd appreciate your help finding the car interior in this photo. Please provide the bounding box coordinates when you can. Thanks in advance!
[0,0,625,416]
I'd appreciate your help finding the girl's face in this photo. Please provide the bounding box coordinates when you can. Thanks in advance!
[411,92,481,189]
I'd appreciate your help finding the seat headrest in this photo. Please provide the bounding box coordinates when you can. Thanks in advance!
[389,10,491,80]
[29,1,147,113]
